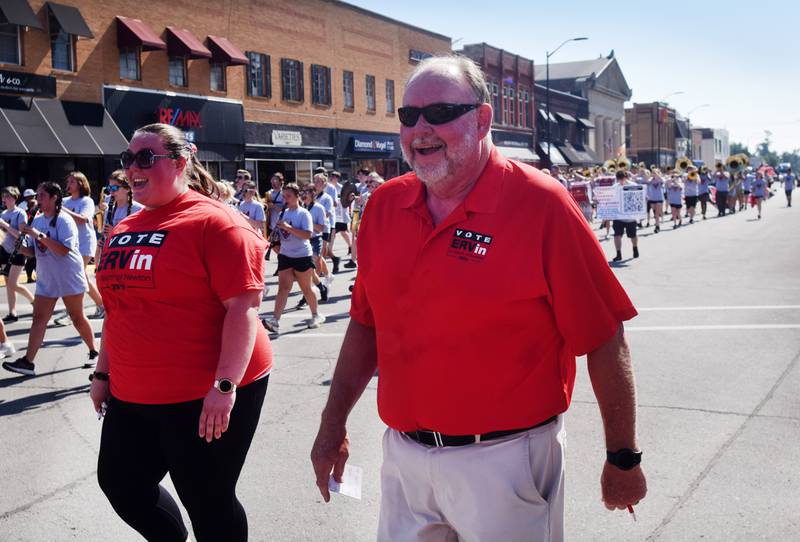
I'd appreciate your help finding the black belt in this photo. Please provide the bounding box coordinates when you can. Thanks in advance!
[404,415,558,448]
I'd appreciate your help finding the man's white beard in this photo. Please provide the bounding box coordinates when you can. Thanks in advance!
[404,131,477,189]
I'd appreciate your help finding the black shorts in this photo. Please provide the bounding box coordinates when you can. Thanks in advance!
[670,203,682,209]
[0,246,25,267]
[334,222,349,233]
[648,199,663,207]
[277,254,315,272]
[685,196,698,208]
[322,232,331,242]
[310,236,322,257]
[699,193,710,203]
[612,220,637,238]
[743,190,751,195]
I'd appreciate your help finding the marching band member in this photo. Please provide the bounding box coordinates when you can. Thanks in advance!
[0,186,35,322]
[644,168,664,232]
[683,167,700,224]
[666,175,684,229]
[713,166,730,216]
[698,167,711,219]
[751,171,768,219]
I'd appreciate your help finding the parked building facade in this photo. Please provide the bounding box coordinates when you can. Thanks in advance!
[0,0,451,191]
[625,102,677,168]
[459,43,537,165]
[691,127,729,167]
[534,51,632,163]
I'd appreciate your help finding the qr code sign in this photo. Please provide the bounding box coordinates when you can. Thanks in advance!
[622,190,645,214]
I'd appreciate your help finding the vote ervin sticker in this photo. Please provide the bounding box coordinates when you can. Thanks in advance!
[96,230,168,290]
[447,228,492,262]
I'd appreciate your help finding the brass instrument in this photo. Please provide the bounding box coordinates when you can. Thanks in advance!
[638,161,646,169]
[675,157,692,171]
[603,159,617,172]
[726,154,744,173]
[700,165,709,174]
[687,171,699,181]
[617,157,631,170]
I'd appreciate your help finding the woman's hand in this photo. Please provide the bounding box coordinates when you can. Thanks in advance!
[198,388,236,443]
[90,379,110,415]
[277,220,290,231]
[19,224,37,236]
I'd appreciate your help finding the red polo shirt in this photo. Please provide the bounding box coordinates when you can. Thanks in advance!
[350,147,637,434]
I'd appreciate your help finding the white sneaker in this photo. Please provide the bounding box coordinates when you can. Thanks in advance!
[88,306,105,320]
[307,314,326,329]
[323,275,334,287]
[262,317,280,333]
[0,341,16,358]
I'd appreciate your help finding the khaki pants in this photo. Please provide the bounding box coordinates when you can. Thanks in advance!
[378,416,566,542]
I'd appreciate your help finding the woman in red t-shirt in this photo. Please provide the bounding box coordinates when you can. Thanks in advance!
[90,123,271,542]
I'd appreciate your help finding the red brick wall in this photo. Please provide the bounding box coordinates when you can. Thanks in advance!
[5,0,451,133]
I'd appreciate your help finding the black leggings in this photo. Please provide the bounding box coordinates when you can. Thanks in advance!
[98,376,269,542]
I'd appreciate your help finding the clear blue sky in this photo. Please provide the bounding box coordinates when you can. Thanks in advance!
[348,0,800,154]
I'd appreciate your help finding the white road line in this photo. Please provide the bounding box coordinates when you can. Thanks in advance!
[628,324,800,331]
[638,305,800,312]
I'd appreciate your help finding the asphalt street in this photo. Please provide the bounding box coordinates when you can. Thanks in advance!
[0,191,798,541]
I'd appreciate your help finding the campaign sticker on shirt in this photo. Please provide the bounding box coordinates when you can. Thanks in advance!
[96,230,169,290]
[447,228,492,262]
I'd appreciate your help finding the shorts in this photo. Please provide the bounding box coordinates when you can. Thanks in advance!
[612,220,637,238]
[685,196,698,208]
[310,236,322,257]
[743,190,751,195]
[699,193,710,203]
[322,232,331,242]
[277,254,315,273]
[334,222,349,233]
[787,190,794,197]
[0,246,25,267]
[648,199,663,206]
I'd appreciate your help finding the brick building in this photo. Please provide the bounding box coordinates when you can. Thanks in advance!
[459,43,537,164]
[0,0,451,191]
[624,102,677,168]
[532,83,596,167]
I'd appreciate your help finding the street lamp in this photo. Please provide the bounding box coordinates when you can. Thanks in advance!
[686,104,710,159]
[655,91,683,167]
[546,37,588,165]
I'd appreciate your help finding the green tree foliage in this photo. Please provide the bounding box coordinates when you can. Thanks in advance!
[730,142,750,155]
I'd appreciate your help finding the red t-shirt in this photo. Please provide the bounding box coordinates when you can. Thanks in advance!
[350,148,637,434]
[96,189,271,404]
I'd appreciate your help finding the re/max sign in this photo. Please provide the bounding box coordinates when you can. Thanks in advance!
[159,107,202,129]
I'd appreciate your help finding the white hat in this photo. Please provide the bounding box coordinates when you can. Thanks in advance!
[23,189,36,197]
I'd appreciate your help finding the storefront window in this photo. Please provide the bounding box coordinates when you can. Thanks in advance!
[386,79,395,113]
[247,51,271,98]
[311,64,331,106]
[0,15,20,65]
[490,82,501,125]
[281,58,303,102]
[49,11,75,71]
[249,160,322,191]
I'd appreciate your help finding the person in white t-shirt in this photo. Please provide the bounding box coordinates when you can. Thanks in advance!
[612,170,640,261]
[751,172,768,219]
[238,181,266,235]
[783,167,796,207]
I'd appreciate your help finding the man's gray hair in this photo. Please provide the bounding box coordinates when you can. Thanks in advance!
[406,55,491,104]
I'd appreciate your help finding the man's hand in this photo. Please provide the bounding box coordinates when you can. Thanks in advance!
[600,462,647,510]
[89,379,110,415]
[198,388,236,443]
[310,423,350,502]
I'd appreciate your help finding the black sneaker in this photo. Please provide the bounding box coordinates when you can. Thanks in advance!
[344,260,357,269]
[83,350,99,369]
[633,247,640,258]
[296,297,307,309]
[2,356,35,376]
[612,253,622,262]
[319,284,329,303]
[331,256,340,274]
[2,313,18,323]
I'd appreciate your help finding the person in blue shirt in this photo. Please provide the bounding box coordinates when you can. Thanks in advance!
[783,167,796,207]
[0,186,35,322]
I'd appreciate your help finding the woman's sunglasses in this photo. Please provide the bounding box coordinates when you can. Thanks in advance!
[105,185,122,193]
[397,103,480,127]
[120,149,175,169]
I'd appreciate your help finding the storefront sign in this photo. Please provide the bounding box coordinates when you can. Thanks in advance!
[492,129,533,148]
[409,49,433,63]
[0,70,57,98]
[159,107,202,129]
[272,130,303,146]
[353,137,395,153]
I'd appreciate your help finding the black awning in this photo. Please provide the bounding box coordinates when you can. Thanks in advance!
[0,96,66,154]
[0,0,42,28]
[198,143,244,162]
[0,97,127,156]
[0,108,27,153]
[555,112,577,123]
[36,99,127,155]
[47,2,93,38]
[577,117,595,129]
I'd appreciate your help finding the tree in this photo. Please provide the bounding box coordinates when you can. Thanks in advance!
[729,142,749,155]
[755,131,780,166]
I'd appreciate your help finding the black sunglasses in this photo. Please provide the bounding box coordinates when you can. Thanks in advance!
[397,103,480,127]
[120,149,175,169]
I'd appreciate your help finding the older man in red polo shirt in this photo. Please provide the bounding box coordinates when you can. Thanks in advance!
[311,55,647,541]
